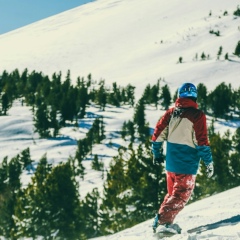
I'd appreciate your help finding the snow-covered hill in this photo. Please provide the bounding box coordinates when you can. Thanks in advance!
[90,186,240,240]
[0,0,240,239]
[0,0,240,99]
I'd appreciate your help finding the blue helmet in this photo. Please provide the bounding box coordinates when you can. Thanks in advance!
[178,83,197,99]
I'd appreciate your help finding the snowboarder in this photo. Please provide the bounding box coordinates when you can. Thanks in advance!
[151,82,214,234]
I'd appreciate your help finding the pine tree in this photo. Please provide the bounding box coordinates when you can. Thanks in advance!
[14,156,85,239]
[75,139,87,179]
[19,148,34,172]
[43,162,83,239]
[49,72,62,110]
[91,155,104,171]
[82,188,101,238]
[49,106,60,137]
[121,120,135,142]
[0,154,24,238]
[126,143,166,220]
[194,131,232,199]
[233,6,240,16]
[34,101,51,138]
[125,84,135,107]
[107,82,122,107]
[201,52,206,60]
[217,46,223,59]
[134,98,148,141]
[0,157,12,237]
[142,84,151,104]
[234,40,240,56]
[197,83,208,112]
[232,127,240,153]
[160,84,171,110]
[76,77,89,118]
[1,93,10,115]
[100,148,128,234]
[208,82,233,118]
[95,80,107,110]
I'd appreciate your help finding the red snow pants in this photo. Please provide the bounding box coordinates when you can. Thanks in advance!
[158,171,196,224]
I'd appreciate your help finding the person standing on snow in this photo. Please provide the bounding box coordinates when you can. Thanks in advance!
[151,82,214,233]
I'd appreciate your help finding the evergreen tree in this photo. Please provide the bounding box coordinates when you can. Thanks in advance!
[232,127,240,153]
[43,162,83,239]
[18,154,53,238]
[1,93,10,115]
[194,131,232,199]
[121,121,128,140]
[19,68,28,96]
[100,142,166,234]
[133,98,148,141]
[14,157,85,239]
[59,71,79,124]
[234,40,240,56]
[91,155,104,171]
[151,82,160,109]
[142,80,160,108]
[19,148,34,172]
[201,52,206,60]
[49,106,60,137]
[75,139,87,179]
[217,46,223,59]
[208,82,233,118]
[125,84,135,107]
[82,188,101,238]
[197,83,208,112]
[107,82,121,107]
[34,101,51,138]
[126,142,166,221]
[3,69,19,104]
[49,72,62,111]
[142,84,151,104]
[0,157,12,237]
[121,120,135,142]
[25,71,44,105]
[233,6,240,16]
[160,84,171,110]
[100,148,128,234]
[225,53,229,60]
[95,80,107,110]
[0,155,23,238]
[76,77,90,118]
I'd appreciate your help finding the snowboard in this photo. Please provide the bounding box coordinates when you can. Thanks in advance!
[153,224,180,239]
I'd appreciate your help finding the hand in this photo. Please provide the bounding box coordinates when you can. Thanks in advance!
[151,141,164,165]
[206,162,214,178]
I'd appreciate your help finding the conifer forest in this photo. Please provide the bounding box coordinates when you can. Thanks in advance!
[0,69,240,239]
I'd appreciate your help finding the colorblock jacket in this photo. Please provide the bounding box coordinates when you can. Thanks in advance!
[152,98,213,175]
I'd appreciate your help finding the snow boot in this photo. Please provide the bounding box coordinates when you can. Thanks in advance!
[152,213,160,233]
[165,223,182,234]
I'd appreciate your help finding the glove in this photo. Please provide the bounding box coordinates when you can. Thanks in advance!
[151,141,164,165]
[206,162,214,178]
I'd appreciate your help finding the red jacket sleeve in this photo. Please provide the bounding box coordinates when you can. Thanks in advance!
[152,108,174,142]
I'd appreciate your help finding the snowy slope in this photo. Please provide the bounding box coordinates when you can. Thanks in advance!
[90,186,240,240]
[0,0,240,239]
[0,0,240,99]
